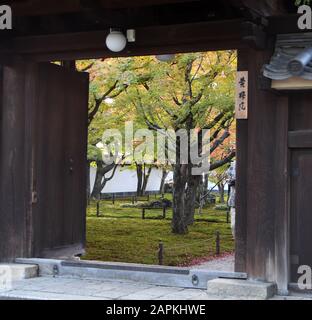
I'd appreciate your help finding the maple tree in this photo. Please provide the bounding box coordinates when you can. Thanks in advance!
[78,51,236,234]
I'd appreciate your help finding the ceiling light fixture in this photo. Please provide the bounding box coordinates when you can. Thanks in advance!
[106,29,127,53]
[106,28,136,53]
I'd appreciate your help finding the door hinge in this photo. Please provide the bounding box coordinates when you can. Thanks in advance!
[31,191,38,204]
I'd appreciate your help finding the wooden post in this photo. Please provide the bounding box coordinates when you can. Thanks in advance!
[61,60,76,70]
[274,95,290,295]
[96,201,100,217]
[158,241,164,265]
[142,208,145,220]
[132,196,135,204]
[112,194,115,205]
[162,206,166,219]
[216,231,220,255]
[235,48,249,273]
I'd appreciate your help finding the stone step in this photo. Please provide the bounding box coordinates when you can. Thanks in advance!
[15,258,247,289]
[207,278,277,300]
[0,264,38,282]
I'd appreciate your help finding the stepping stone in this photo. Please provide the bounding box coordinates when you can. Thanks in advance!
[207,278,277,300]
[0,264,38,282]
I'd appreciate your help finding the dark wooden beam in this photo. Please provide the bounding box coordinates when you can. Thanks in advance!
[268,14,307,35]
[241,21,267,49]
[1,20,245,61]
[289,130,312,149]
[10,1,238,38]
[9,0,202,16]
[229,0,288,17]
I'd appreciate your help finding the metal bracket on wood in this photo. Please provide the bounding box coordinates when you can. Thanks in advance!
[31,191,38,204]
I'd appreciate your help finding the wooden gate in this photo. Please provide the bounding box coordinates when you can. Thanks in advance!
[289,92,312,283]
[0,62,89,260]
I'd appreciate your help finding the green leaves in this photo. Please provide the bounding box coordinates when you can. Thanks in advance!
[80,51,236,167]
[87,144,103,162]
[295,0,311,6]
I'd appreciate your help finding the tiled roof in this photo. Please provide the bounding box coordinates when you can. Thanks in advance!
[263,33,312,80]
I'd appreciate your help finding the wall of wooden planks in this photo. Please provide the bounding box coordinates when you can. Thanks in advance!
[0,61,89,261]
[0,61,33,261]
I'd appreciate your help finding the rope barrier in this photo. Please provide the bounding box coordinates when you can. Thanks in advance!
[156,232,234,264]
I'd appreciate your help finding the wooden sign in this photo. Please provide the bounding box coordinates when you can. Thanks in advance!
[235,71,248,119]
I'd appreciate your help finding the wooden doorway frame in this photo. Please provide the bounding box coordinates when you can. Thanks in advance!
[1,15,304,293]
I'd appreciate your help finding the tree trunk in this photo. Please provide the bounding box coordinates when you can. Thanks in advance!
[218,183,225,204]
[91,165,104,200]
[142,165,152,195]
[185,174,201,226]
[159,169,168,194]
[184,124,202,226]
[136,163,143,196]
[91,160,116,199]
[171,164,188,234]
[203,174,209,192]
[136,164,152,196]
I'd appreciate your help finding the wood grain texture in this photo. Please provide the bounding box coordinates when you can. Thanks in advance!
[235,49,249,273]
[1,20,244,62]
[290,150,312,282]
[9,0,202,16]
[0,62,30,261]
[0,61,88,261]
[289,130,312,149]
[31,63,89,257]
[273,95,290,295]
[289,92,312,283]
[244,48,278,282]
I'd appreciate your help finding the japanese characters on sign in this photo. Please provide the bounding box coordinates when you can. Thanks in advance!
[235,71,248,119]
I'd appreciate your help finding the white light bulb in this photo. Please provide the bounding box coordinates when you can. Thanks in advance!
[106,31,127,52]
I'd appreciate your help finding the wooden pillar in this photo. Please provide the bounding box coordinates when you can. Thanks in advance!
[236,46,290,292]
[245,48,277,282]
[273,95,290,295]
[235,49,249,273]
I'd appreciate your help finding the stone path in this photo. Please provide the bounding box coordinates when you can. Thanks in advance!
[1,275,312,300]
[0,276,215,300]
[194,254,235,272]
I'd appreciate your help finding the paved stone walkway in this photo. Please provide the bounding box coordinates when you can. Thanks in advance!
[0,276,215,300]
[2,276,312,300]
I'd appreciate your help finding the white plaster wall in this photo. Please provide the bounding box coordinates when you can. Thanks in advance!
[90,165,223,193]
[90,166,167,194]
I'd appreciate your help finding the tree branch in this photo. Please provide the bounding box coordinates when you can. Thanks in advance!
[210,151,236,171]
[88,80,119,125]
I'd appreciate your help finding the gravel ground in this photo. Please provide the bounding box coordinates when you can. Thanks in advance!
[194,254,235,272]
